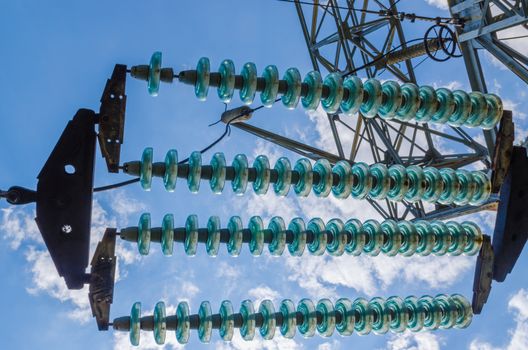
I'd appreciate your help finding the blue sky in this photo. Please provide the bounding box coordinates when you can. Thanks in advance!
[1,1,528,349]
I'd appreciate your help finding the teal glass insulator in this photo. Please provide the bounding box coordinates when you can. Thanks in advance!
[321,73,344,113]
[344,219,365,255]
[454,169,475,206]
[387,165,408,202]
[161,214,174,256]
[198,301,213,343]
[274,157,292,196]
[438,168,459,205]
[470,170,491,206]
[378,81,402,120]
[404,296,425,332]
[261,65,279,107]
[431,88,455,124]
[130,302,141,346]
[405,165,425,203]
[360,78,383,118]
[240,62,257,105]
[414,220,435,256]
[431,220,452,256]
[240,300,256,340]
[232,154,249,195]
[140,147,153,191]
[313,158,333,197]
[332,160,352,199]
[415,86,438,122]
[227,216,243,256]
[351,162,372,199]
[219,300,235,341]
[148,52,162,96]
[282,67,302,109]
[307,218,327,255]
[466,91,489,127]
[316,299,336,337]
[396,83,420,121]
[369,163,390,200]
[353,298,373,335]
[206,216,221,256]
[185,214,199,256]
[248,216,265,256]
[288,217,307,256]
[218,59,235,103]
[462,221,483,256]
[369,297,390,335]
[195,57,210,101]
[187,151,202,193]
[302,71,323,110]
[381,219,402,256]
[268,216,287,256]
[335,298,355,336]
[397,221,419,257]
[449,90,471,127]
[259,299,276,340]
[163,149,178,192]
[138,213,151,255]
[481,93,503,130]
[294,158,313,197]
[176,301,190,344]
[363,219,383,256]
[435,294,456,329]
[451,294,473,329]
[153,301,166,345]
[419,295,441,331]
[446,221,467,256]
[386,296,408,333]
[280,299,297,338]
[422,167,443,203]
[210,152,226,194]
[253,155,271,195]
[341,76,363,116]
[297,298,317,337]
[326,218,346,256]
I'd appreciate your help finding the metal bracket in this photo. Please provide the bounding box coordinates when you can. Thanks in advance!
[491,110,514,193]
[472,235,493,314]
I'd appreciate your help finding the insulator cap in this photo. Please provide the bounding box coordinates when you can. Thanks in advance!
[113,316,131,331]
[123,161,141,176]
[221,106,253,124]
[130,65,150,81]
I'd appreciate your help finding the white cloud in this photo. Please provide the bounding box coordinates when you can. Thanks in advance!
[248,285,281,304]
[424,0,448,10]
[318,340,341,350]
[386,331,443,350]
[215,331,301,350]
[0,207,42,249]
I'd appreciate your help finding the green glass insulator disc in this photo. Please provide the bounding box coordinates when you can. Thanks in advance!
[454,169,476,206]
[335,298,355,336]
[253,155,271,195]
[163,149,178,192]
[470,170,491,206]
[302,71,323,110]
[353,298,373,335]
[176,301,190,344]
[449,90,471,127]
[161,214,174,256]
[217,59,235,103]
[396,83,420,121]
[248,216,265,256]
[219,300,234,341]
[297,298,317,337]
[430,220,451,256]
[414,220,435,256]
[438,168,459,205]
[419,295,441,330]
[268,216,287,256]
[206,216,221,256]
[331,160,352,199]
[274,157,292,196]
[210,152,226,194]
[195,57,210,101]
[360,78,382,118]
[198,301,213,343]
[140,147,153,191]
[187,151,202,193]
[397,221,419,257]
[446,221,467,256]
[227,216,243,256]
[404,296,425,332]
[435,294,456,329]
[259,299,276,340]
[370,297,390,335]
[288,217,307,256]
[282,67,302,109]
[147,52,162,97]
[369,163,390,200]
[307,218,327,255]
[293,158,313,197]
[316,299,336,337]
[378,81,402,120]
[351,162,372,199]
[138,213,151,255]
[381,219,402,256]
[341,76,363,116]
[240,62,257,105]
[363,219,383,256]
[466,91,489,127]
[451,294,473,329]
[422,166,443,203]
[415,85,437,122]
[431,88,455,124]
[387,164,408,202]
[130,302,141,346]
[232,154,249,195]
[184,214,199,256]
[240,300,256,340]
[153,301,166,345]
[462,221,483,255]
[321,73,344,113]
[280,299,297,338]
[326,218,346,256]
[261,65,279,107]
[344,218,365,255]
[386,296,408,333]
[313,158,333,197]
[481,93,503,130]
[405,165,426,203]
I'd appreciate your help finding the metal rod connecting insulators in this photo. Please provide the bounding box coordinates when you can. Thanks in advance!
[121,213,484,258]
[122,148,492,206]
[131,52,504,130]
[113,294,472,346]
